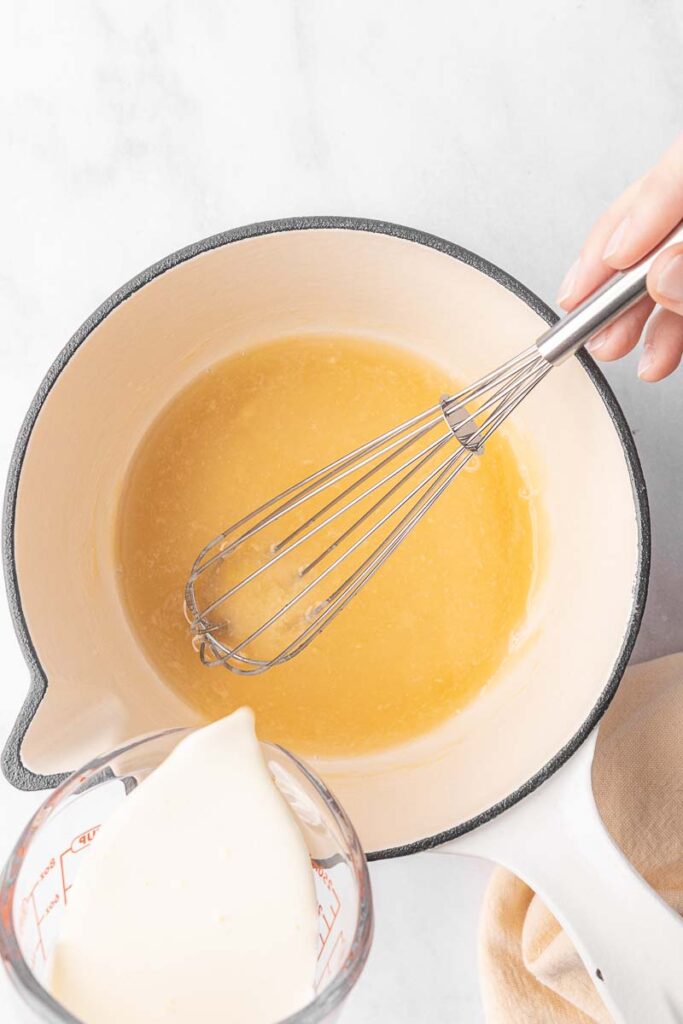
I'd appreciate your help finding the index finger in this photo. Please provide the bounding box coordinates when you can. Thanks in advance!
[602,134,683,269]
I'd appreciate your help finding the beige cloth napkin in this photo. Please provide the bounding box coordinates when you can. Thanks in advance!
[479,652,683,1024]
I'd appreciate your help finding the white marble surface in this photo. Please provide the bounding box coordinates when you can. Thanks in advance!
[0,2,681,1021]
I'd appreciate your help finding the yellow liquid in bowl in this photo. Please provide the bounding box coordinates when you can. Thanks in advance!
[117,335,535,757]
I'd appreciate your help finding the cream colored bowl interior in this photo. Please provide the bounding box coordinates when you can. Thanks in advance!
[14,228,640,853]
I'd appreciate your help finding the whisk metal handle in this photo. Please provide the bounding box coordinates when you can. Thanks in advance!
[536,220,683,366]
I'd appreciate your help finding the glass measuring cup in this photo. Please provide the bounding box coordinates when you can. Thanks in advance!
[0,728,373,1024]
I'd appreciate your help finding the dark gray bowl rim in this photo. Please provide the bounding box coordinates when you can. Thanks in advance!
[1,215,650,860]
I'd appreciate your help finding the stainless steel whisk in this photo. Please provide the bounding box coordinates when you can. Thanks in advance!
[185,223,683,675]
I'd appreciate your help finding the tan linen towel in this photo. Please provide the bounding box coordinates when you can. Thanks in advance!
[479,652,683,1024]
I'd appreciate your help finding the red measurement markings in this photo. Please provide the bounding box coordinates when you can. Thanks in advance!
[314,864,348,982]
[16,819,101,970]
[317,929,348,983]
[21,857,58,966]
[59,825,101,905]
[315,864,341,959]
[17,823,102,973]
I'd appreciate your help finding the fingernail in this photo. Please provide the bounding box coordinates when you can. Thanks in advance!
[603,217,631,261]
[587,334,607,353]
[638,343,655,379]
[587,323,614,353]
[653,253,683,303]
[557,259,580,306]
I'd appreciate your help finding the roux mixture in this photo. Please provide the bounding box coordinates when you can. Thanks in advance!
[117,335,535,757]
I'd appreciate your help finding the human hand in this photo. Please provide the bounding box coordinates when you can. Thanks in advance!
[557,134,683,382]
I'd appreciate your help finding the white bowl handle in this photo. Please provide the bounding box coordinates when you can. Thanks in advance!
[440,730,683,1023]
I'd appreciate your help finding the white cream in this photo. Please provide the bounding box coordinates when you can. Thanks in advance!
[49,708,318,1023]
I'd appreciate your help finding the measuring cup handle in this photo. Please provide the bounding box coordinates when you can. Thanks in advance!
[441,731,683,1024]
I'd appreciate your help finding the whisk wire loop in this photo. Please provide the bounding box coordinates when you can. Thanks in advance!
[185,345,551,674]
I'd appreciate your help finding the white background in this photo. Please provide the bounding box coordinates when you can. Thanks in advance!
[0,2,681,1021]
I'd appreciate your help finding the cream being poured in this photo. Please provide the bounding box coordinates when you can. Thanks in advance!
[49,708,318,1023]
